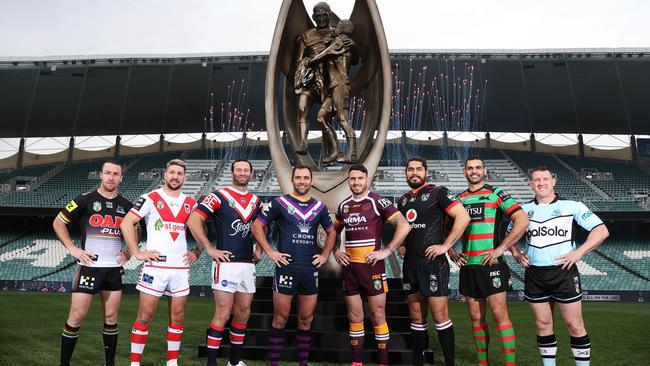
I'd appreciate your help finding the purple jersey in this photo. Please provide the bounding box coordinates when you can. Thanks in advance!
[336,192,399,264]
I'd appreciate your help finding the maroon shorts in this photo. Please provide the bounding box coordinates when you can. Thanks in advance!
[342,262,387,297]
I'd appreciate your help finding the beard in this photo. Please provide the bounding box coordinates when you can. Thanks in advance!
[407,176,425,189]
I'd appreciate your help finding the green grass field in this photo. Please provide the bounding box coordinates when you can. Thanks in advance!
[0,292,648,365]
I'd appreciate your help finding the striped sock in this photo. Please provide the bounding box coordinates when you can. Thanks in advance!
[268,326,284,366]
[497,322,516,366]
[130,321,149,366]
[60,323,80,366]
[206,323,224,366]
[166,322,183,366]
[472,323,489,365]
[570,334,591,366]
[436,320,455,366]
[296,329,312,366]
[102,323,119,366]
[374,323,390,366]
[410,322,427,366]
[537,334,557,366]
[229,321,247,365]
[350,322,365,364]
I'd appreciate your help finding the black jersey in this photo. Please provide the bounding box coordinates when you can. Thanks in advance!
[398,184,460,265]
[58,190,132,267]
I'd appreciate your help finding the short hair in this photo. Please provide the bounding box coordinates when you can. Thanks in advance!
[464,155,485,168]
[348,164,368,175]
[231,159,253,172]
[292,164,312,179]
[529,166,555,179]
[406,156,427,172]
[165,158,186,172]
[313,1,331,13]
[101,159,123,174]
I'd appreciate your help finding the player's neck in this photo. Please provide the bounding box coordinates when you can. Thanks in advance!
[290,191,310,202]
[467,182,485,192]
[352,189,369,200]
[96,187,118,199]
[162,186,181,198]
[229,184,248,194]
[536,193,557,204]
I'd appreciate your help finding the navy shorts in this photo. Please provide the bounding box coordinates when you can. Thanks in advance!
[273,265,318,296]
[402,259,450,297]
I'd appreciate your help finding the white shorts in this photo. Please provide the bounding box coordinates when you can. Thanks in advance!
[212,262,256,293]
[136,264,190,297]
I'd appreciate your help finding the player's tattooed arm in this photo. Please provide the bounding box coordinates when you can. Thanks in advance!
[252,219,290,267]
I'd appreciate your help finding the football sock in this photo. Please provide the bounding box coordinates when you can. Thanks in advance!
[60,323,80,366]
[537,334,557,366]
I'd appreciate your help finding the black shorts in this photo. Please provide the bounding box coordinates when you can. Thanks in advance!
[342,262,387,297]
[71,265,123,294]
[402,259,450,297]
[524,265,582,303]
[273,265,318,296]
[459,262,510,299]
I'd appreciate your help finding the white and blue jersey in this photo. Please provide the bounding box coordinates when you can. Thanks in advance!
[257,193,334,269]
[512,196,604,266]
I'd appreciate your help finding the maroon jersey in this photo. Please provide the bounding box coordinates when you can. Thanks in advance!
[336,192,399,264]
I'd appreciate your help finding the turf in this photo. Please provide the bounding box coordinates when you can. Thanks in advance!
[0,292,648,365]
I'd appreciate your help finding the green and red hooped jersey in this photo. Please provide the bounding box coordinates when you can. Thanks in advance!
[456,184,522,265]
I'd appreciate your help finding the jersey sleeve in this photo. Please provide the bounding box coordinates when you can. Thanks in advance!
[335,202,344,225]
[572,201,603,231]
[376,195,399,221]
[257,198,280,225]
[496,188,522,217]
[438,186,461,213]
[129,194,152,219]
[57,193,88,224]
[196,192,221,219]
[320,207,334,232]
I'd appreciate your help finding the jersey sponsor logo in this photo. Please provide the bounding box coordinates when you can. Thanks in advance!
[230,218,252,238]
[402,282,411,291]
[106,202,113,209]
[405,209,417,222]
[116,205,126,214]
[401,197,408,206]
[78,275,95,289]
[65,200,78,212]
[142,273,154,284]
[497,189,511,201]
[446,192,455,201]
[378,197,392,209]
[343,212,368,226]
[527,210,534,218]
[581,210,594,220]
[464,203,485,222]
[201,193,221,212]
[526,226,569,240]
[92,201,101,212]
[478,195,490,201]
[134,197,146,211]
[297,221,311,233]
[277,275,293,288]
[89,214,123,235]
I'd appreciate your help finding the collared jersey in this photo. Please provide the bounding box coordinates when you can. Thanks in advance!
[196,186,261,263]
[130,188,197,268]
[335,192,400,264]
[257,194,333,268]
[58,190,132,267]
[457,184,522,265]
[398,184,460,265]
[514,196,604,266]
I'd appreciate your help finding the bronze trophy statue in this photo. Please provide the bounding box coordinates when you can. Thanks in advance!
[294,3,358,164]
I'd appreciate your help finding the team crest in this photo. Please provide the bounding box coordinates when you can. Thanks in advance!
[362,202,371,211]
[492,277,501,288]
[429,279,438,292]
[184,203,191,213]
[240,197,246,204]
[374,279,382,291]
[156,200,164,209]
[574,276,580,293]
[92,201,101,212]
[421,193,430,201]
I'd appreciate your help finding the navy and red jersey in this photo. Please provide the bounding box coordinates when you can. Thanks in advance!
[58,190,132,267]
[257,193,333,269]
[335,192,400,264]
[398,184,460,265]
[195,187,261,263]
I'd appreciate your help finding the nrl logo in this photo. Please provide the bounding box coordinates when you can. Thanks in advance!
[92,201,101,212]
[287,205,296,215]
[228,199,236,208]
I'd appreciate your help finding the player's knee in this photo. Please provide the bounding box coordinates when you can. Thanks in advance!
[67,312,87,327]
[535,316,553,332]
[493,311,510,325]
[272,313,289,329]
[432,310,449,324]
[468,308,483,322]
[369,308,386,325]
[233,308,251,323]
[564,318,586,336]
[103,311,118,325]
[297,314,313,329]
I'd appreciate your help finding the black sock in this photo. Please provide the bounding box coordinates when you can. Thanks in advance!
[436,320,455,366]
[60,323,80,366]
[571,334,591,365]
[102,323,118,366]
[411,323,427,366]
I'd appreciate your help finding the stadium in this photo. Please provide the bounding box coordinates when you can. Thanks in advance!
[1,1,649,366]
